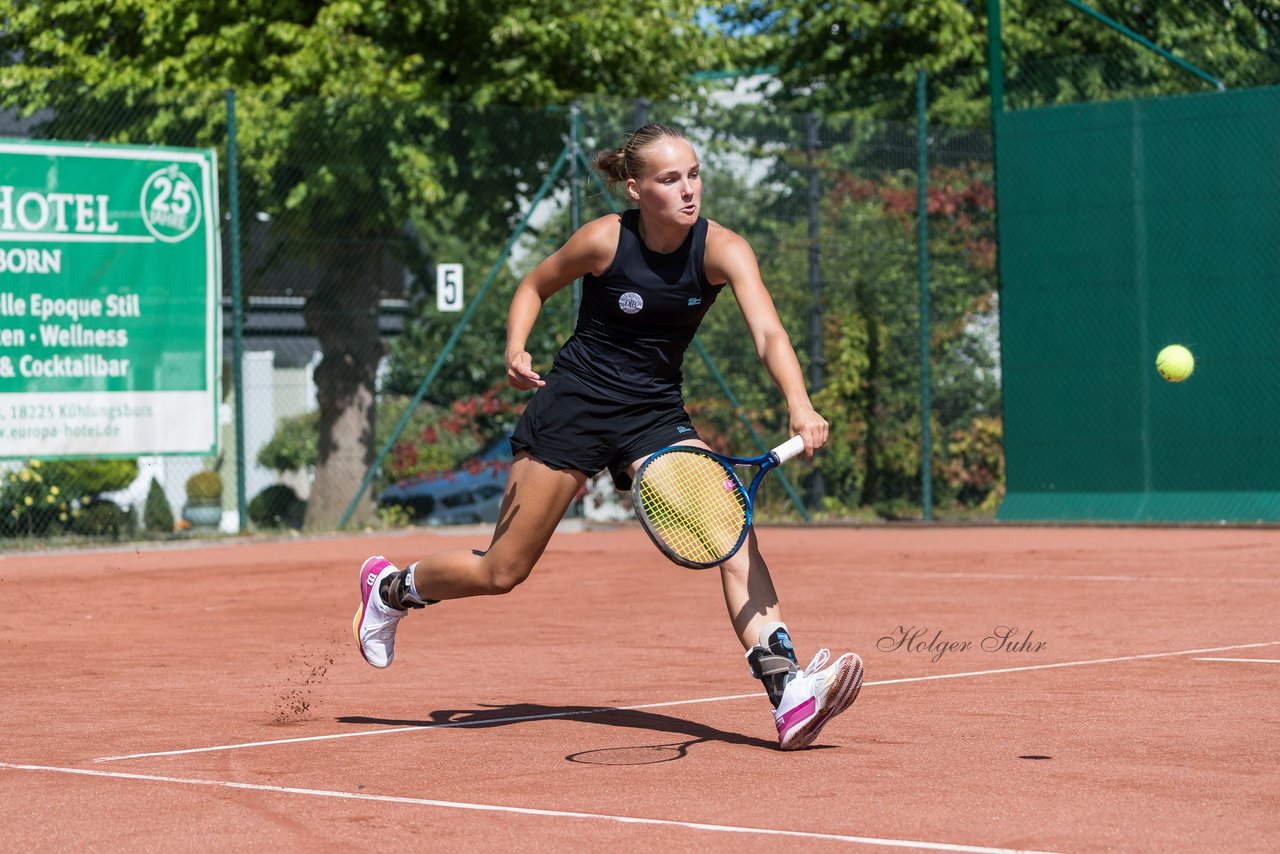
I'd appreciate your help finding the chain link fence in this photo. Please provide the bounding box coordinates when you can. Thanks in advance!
[991,1,1280,522]
[1,86,997,544]
[998,0,1280,110]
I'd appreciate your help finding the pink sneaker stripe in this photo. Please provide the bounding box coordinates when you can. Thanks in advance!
[779,655,865,750]
[776,696,816,735]
[360,556,391,590]
[354,557,392,665]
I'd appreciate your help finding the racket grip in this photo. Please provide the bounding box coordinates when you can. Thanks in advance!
[771,435,806,464]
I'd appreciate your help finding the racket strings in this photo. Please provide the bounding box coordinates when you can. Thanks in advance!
[637,453,747,564]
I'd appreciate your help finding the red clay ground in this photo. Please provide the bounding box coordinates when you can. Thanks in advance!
[2,524,1277,852]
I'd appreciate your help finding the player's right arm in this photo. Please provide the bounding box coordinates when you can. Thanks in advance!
[506,214,620,390]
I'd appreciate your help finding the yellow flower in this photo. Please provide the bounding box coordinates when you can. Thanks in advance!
[58,512,68,522]
[29,459,41,468]
[46,495,55,504]
[50,486,59,496]
[19,471,30,483]
[23,496,33,506]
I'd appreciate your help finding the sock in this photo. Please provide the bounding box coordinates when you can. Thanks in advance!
[405,563,432,605]
[380,565,437,610]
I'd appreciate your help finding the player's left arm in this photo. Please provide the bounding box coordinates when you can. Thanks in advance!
[704,222,829,458]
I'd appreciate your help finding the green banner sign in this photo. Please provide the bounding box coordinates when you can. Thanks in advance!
[0,139,221,458]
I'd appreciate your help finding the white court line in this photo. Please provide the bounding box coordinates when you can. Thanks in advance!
[1192,657,1280,664]
[875,570,1280,585]
[868,640,1280,686]
[93,693,765,762]
[93,639,1280,763]
[0,761,1059,854]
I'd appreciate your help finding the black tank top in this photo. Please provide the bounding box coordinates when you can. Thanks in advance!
[552,209,724,402]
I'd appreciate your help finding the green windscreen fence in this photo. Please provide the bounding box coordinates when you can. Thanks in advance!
[997,85,1280,522]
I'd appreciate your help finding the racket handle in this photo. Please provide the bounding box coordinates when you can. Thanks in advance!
[771,435,806,464]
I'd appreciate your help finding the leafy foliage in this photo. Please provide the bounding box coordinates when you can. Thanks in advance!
[0,0,1036,525]
[719,0,1280,123]
[248,484,306,529]
[257,386,522,486]
[0,0,734,529]
[70,500,137,540]
[185,470,223,503]
[257,410,322,476]
[1,458,141,539]
[638,102,1001,516]
[943,414,1005,511]
[0,461,72,538]
[41,459,140,499]
[143,476,176,534]
[385,384,525,483]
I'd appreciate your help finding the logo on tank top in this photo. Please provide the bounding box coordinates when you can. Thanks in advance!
[618,292,644,314]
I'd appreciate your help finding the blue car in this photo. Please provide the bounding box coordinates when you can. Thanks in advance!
[378,435,512,525]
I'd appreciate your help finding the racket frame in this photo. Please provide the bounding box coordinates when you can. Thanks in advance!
[632,435,805,569]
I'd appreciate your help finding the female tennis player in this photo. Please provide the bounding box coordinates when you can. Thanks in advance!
[354,124,863,750]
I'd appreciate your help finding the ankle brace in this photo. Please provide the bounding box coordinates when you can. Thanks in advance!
[747,647,797,708]
[760,621,799,665]
[381,569,436,610]
[746,622,800,708]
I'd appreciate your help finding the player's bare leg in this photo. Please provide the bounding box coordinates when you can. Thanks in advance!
[719,530,783,648]
[401,452,587,598]
[354,453,586,668]
[724,538,864,747]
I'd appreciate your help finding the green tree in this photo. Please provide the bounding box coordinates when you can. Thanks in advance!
[0,0,734,529]
[648,100,999,516]
[42,459,140,499]
[723,0,1280,124]
[143,476,176,534]
[810,162,999,513]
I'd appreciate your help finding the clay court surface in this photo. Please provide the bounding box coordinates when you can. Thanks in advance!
[1,523,1276,852]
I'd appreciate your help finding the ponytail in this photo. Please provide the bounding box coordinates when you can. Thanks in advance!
[591,123,689,193]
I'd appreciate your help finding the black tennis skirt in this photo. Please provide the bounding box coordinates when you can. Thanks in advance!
[510,369,700,491]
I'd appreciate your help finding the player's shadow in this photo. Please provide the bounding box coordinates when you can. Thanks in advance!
[337,703,782,751]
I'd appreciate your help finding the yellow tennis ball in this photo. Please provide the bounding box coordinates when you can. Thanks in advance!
[1156,344,1194,382]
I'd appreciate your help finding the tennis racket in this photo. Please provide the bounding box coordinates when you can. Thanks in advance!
[632,435,806,569]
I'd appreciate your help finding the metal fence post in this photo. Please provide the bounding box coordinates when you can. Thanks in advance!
[633,98,650,129]
[916,70,933,521]
[338,145,575,530]
[805,111,826,509]
[225,88,247,531]
[570,102,583,319]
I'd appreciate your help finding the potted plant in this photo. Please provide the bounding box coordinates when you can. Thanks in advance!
[182,469,223,528]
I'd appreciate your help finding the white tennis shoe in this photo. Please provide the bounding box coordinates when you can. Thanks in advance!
[773,649,864,750]
[353,556,407,669]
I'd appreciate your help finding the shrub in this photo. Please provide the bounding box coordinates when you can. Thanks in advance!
[185,470,222,503]
[42,459,139,497]
[70,499,135,540]
[248,484,306,529]
[256,410,319,474]
[143,476,175,534]
[257,397,456,479]
[0,460,72,538]
[256,390,523,491]
[943,415,1005,511]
